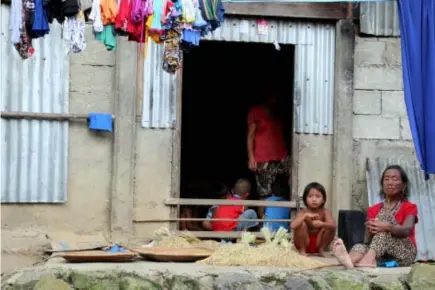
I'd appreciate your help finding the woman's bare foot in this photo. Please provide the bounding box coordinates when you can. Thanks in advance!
[355,250,377,268]
[332,239,354,269]
[317,249,326,257]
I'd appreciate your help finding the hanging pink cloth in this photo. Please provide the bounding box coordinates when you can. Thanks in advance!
[130,0,152,23]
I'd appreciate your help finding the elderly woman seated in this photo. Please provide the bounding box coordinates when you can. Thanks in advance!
[333,165,418,269]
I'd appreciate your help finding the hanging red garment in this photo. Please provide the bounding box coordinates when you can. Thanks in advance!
[115,0,130,33]
[162,0,173,24]
[126,0,146,42]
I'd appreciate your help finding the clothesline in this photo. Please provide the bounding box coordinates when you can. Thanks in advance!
[8,0,225,74]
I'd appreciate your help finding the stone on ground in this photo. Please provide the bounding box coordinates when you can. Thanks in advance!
[33,275,72,290]
[407,263,435,289]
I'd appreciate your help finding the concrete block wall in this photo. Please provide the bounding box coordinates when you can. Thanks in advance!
[352,36,415,210]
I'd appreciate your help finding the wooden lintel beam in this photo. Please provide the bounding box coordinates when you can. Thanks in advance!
[223,2,350,20]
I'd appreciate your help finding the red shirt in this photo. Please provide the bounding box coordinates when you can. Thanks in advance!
[367,201,418,248]
[247,106,287,163]
[211,197,244,231]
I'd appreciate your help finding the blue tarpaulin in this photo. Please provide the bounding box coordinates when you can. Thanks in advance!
[397,0,435,176]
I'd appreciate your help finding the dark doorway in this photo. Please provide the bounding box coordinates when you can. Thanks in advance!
[180,41,295,203]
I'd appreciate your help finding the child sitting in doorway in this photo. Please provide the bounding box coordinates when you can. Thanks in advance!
[211,179,259,232]
[202,184,231,231]
[291,182,336,256]
[263,182,291,233]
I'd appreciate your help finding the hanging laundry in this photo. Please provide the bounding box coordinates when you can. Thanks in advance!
[161,3,184,74]
[10,0,22,44]
[15,0,35,59]
[24,0,36,38]
[126,0,146,43]
[44,0,64,24]
[163,28,183,74]
[64,11,87,53]
[182,29,200,46]
[150,0,164,33]
[96,24,117,51]
[44,0,80,24]
[63,0,80,17]
[130,0,151,24]
[32,0,50,38]
[146,16,163,44]
[198,0,222,21]
[181,0,195,23]
[193,0,207,29]
[8,0,224,72]
[114,0,130,35]
[89,0,104,32]
[101,0,119,25]
[162,0,174,24]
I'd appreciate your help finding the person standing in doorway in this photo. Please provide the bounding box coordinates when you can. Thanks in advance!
[247,92,290,205]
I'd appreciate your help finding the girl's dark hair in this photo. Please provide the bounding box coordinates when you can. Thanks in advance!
[302,182,327,207]
[380,165,410,200]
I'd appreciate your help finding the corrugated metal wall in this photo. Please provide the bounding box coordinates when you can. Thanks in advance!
[293,23,335,134]
[142,41,178,129]
[1,5,69,203]
[360,1,400,36]
[142,17,335,134]
[367,157,435,261]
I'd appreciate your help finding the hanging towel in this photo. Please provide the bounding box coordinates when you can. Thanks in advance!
[10,0,22,44]
[89,0,104,32]
[95,24,117,50]
[88,113,113,132]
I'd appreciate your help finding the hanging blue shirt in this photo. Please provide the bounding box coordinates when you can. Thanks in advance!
[32,0,50,38]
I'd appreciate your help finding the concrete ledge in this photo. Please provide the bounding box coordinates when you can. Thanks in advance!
[3,259,432,290]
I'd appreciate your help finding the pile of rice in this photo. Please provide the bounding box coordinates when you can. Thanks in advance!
[151,227,328,269]
[197,243,327,269]
[151,228,221,250]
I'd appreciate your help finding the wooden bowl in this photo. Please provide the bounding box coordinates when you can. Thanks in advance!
[132,247,213,262]
[59,250,138,263]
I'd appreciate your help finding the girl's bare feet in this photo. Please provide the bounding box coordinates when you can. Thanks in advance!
[298,249,307,256]
[317,249,326,257]
[332,239,354,269]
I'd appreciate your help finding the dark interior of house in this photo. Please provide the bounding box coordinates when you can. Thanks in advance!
[180,41,295,214]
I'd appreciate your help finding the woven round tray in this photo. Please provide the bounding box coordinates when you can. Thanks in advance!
[59,250,138,263]
[133,247,213,262]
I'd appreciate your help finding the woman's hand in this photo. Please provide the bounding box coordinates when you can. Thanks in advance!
[248,157,257,171]
[366,219,391,234]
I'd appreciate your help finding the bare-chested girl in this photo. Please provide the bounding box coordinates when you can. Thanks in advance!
[291,182,336,257]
